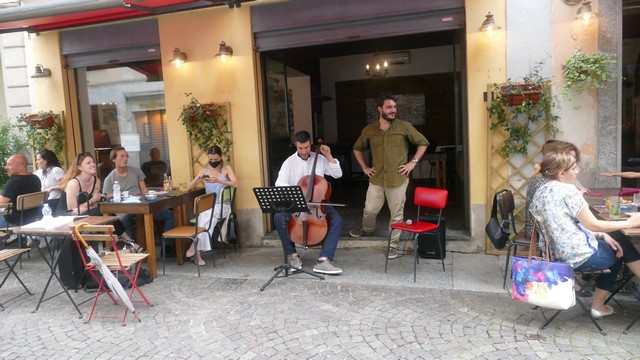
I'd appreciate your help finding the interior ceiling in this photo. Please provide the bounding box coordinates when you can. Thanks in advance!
[0,0,254,33]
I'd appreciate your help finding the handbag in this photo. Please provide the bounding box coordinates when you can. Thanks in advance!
[511,223,575,310]
[485,191,510,249]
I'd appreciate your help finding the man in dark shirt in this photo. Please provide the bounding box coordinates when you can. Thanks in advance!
[141,147,168,188]
[0,154,42,227]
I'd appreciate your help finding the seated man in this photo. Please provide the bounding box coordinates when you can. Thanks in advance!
[141,147,168,188]
[102,146,175,237]
[274,130,343,275]
[0,154,42,228]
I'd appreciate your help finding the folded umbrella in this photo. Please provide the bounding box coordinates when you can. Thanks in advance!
[72,223,140,322]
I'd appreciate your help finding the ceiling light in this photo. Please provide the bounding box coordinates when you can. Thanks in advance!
[365,61,388,78]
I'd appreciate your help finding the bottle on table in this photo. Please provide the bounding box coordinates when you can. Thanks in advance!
[113,181,121,203]
[42,203,53,229]
[163,173,170,191]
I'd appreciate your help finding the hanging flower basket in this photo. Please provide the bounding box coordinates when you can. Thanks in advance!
[179,93,232,157]
[22,113,55,129]
[498,83,543,106]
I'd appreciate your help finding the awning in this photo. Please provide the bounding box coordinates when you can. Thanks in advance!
[0,0,253,34]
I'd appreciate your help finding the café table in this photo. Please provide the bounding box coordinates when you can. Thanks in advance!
[13,215,119,316]
[99,188,205,278]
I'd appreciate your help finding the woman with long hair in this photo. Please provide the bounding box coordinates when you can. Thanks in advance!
[531,150,640,318]
[59,152,134,241]
[186,145,238,265]
[34,149,65,211]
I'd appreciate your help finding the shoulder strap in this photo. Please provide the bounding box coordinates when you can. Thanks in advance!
[89,176,97,196]
[490,193,499,217]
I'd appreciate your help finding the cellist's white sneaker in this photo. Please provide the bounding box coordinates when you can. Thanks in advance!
[288,254,302,272]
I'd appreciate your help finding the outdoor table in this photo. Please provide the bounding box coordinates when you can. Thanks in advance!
[99,188,205,278]
[13,215,118,316]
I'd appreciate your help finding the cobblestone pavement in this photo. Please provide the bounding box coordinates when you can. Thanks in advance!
[1,246,640,359]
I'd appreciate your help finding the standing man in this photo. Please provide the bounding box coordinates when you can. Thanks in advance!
[349,93,429,259]
[274,130,344,274]
[103,146,174,237]
[0,154,41,228]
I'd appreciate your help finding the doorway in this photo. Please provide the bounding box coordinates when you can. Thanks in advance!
[259,30,468,235]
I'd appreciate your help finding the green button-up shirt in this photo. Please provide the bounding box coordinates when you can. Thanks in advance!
[353,119,429,187]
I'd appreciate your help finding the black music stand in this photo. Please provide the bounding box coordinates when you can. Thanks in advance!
[253,186,324,291]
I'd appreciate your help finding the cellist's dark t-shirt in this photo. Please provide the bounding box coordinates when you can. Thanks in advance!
[2,174,41,224]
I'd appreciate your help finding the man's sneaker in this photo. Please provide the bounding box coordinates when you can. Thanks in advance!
[313,259,342,275]
[387,248,400,259]
[349,228,374,238]
[288,254,302,272]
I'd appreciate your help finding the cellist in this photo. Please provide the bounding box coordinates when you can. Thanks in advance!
[274,130,343,275]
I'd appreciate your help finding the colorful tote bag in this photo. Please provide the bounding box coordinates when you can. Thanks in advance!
[511,220,575,310]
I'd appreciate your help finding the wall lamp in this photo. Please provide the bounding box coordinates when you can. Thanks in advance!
[170,48,187,67]
[563,0,597,24]
[30,64,51,78]
[479,12,501,38]
[215,41,233,61]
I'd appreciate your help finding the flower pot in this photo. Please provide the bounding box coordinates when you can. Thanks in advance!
[23,113,55,129]
[499,83,543,106]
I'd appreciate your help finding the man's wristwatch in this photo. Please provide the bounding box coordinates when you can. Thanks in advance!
[412,158,418,164]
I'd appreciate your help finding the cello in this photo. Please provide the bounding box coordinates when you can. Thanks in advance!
[288,140,330,247]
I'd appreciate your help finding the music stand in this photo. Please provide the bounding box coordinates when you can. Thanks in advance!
[253,186,325,291]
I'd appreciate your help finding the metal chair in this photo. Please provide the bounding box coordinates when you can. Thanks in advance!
[161,192,216,278]
[11,191,47,265]
[384,187,448,282]
[530,211,609,335]
[72,224,151,325]
[498,189,531,289]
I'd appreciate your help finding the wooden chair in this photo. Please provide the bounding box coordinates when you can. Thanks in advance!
[497,189,531,289]
[12,191,48,246]
[72,224,152,325]
[0,203,12,248]
[162,192,216,278]
[384,187,448,282]
[0,248,33,310]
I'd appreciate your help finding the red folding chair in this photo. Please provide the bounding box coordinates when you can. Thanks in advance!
[385,187,448,282]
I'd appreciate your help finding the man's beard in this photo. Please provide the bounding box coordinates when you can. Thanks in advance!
[381,112,396,121]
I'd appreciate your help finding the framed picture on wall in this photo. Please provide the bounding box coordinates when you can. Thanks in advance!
[365,93,426,125]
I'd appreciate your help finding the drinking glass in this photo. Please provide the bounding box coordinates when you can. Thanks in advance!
[634,193,640,212]
[609,196,621,218]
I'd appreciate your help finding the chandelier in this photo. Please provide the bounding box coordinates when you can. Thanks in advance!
[365,61,388,78]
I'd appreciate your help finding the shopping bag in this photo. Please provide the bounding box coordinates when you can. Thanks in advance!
[510,221,575,310]
[511,256,575,310]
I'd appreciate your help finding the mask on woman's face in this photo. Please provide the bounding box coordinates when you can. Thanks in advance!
[209,160,221,168]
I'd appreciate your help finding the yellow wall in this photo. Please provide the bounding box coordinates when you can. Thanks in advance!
[158,7,262,211]
[465,0,506,242]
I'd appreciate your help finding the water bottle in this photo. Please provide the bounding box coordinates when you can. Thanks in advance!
[42,203,53,229]
[113,181,121,203]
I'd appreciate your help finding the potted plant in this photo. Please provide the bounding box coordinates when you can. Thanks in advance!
[17,111,65,165]
[178,93,232,158]
[487,63,559,157]
[561,50,616,99]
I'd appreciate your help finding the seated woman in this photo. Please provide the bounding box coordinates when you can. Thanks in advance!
[531,150,640,318]
[34,149,65,211]
[58,152,134,242]
[186,145,238,265]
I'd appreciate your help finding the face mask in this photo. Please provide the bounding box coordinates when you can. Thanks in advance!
[209,160,221,168]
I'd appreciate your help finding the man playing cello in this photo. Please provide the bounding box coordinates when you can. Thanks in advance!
[274,130,343,275]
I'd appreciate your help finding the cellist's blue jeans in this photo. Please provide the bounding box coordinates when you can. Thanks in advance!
[274,205,342,260]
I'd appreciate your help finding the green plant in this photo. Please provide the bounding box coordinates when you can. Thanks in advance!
[17,111,65,165]
[487,64,559,157]
[0,118,27,188]
[178,93,232,158]
[562,51,616,99]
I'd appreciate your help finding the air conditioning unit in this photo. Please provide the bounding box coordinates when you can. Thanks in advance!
[375,51,411,65]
